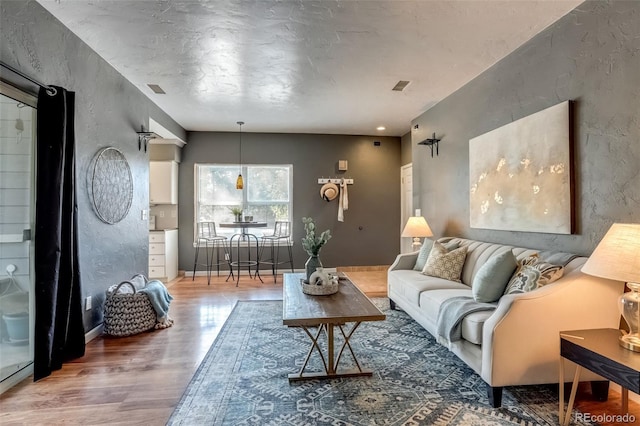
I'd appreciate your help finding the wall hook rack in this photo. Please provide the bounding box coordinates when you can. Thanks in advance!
[318,177,354,185]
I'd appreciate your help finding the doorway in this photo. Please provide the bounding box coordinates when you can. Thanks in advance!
[0,82,36,392]
[400,163,413,253]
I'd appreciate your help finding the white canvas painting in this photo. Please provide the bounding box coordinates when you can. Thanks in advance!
[469,101,572,234]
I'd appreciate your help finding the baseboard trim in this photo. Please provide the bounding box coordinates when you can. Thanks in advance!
[337,265,390,272]
[85,324,103,343]
[190,268,330,276]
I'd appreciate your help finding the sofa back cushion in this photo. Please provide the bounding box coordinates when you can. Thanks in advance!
[438,237,580,287]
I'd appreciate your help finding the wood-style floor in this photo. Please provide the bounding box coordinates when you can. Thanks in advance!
[0,270,637,425]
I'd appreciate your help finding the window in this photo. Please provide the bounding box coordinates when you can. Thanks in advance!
[195,164,293,239]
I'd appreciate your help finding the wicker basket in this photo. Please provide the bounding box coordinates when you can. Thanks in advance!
[301,279,339,296]
[103,277,156,337]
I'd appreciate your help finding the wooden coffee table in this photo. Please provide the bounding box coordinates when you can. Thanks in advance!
[282,272,386,382]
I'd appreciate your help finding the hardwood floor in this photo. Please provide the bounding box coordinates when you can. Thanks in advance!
[0,270,637,425]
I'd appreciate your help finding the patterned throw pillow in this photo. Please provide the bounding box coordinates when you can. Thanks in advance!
[504,255,564,295]
[422,241,468,283]
[413,240,460,271]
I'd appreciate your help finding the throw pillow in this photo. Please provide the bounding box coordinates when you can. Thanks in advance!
[422,241,468,283]
[504,257,564,295]
[413,238,434,271]
[472,250,517,303]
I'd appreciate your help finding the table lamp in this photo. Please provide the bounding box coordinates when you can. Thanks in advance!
[582,223,640,352]
[401,216,433,250]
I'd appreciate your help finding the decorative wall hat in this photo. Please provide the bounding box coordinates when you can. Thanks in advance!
[320,183,339,201]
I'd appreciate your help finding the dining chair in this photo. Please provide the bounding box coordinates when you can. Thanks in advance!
[192,221,231,285]
[257,221,294,283]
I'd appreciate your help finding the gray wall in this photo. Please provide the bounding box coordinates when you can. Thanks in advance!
[411,0,640,256]
[400,132,412,166]
[1,0,185,330]
[179,132,402,270]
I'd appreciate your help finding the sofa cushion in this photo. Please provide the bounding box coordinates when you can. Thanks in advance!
[504,258,564,295]
[472,249,517,302]
[389,270,469,306]
[422,242,468,282]
[419,289,492,345]
[419,288,472,324]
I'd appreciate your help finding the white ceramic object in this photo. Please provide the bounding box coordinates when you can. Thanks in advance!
[309,267,329,285]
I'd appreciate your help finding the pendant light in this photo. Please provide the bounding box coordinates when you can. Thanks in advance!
[236,121,244,189]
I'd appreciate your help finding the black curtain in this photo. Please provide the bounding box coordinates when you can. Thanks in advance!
[34,86,85,381]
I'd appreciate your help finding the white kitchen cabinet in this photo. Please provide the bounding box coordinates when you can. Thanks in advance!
[149,161,178,204]
[149,229,178,282]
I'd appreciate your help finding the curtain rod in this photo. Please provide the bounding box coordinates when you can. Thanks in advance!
[0,61,57,96]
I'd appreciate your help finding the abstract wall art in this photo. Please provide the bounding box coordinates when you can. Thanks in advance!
[469,101,572,234]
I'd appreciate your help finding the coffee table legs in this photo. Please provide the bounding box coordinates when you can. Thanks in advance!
[288,322,372,382]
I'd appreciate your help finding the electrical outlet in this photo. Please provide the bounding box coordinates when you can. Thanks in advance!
[141,209,148,220]
[85,296,92,311]
[159,211,165,218]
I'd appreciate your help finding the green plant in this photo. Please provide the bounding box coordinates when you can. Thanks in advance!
[301,217,331,256]
[228,206,243,216]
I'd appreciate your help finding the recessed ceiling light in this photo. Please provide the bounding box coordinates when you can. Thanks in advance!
[147,84,166,94]
[376,126,386,131]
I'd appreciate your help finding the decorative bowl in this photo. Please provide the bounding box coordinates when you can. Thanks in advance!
[301,280,339,296]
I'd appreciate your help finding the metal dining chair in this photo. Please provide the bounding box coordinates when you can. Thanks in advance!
[258,221,294,282]
[192,221,231,285]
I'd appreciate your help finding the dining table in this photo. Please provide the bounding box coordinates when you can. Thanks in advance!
[218,221,268,286]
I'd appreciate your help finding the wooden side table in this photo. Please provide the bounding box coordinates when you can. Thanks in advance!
[559,328,640,425]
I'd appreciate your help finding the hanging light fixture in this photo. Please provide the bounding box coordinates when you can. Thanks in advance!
[236,121,244,189]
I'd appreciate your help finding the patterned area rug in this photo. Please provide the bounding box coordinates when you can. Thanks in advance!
[169,300,594,425]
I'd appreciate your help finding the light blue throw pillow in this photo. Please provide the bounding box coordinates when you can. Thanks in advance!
[413,239,434,271]
[472,250,517,303]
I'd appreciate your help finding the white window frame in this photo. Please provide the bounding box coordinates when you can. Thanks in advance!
[194,163,293,243]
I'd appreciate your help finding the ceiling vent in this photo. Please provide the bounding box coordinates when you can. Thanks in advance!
[392,80,411,91]
[147,84,166,94]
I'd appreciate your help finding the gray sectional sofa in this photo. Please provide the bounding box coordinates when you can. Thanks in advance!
[388,237,623,407]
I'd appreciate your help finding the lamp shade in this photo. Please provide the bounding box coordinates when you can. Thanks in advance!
[582,223,640,283]
[401,216,433,238]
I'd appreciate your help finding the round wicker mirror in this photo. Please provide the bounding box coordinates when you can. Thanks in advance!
[90,147,133,224]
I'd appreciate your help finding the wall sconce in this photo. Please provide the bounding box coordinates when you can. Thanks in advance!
[136,125,161,152]
[418,132,441,157]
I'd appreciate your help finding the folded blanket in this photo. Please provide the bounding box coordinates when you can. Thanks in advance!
[138,280,174,324]
[436,296,496,349]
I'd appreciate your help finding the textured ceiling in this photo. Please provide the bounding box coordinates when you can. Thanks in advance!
[36,0,582,136]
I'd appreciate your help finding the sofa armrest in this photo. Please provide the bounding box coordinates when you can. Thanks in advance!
[388,252,419,272]
[480,268,624,387]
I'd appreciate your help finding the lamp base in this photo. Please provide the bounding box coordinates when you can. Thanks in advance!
[411,237,422,250]
[619,334,640,352]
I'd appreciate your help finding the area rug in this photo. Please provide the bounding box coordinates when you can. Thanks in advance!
[168,300,594,425]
